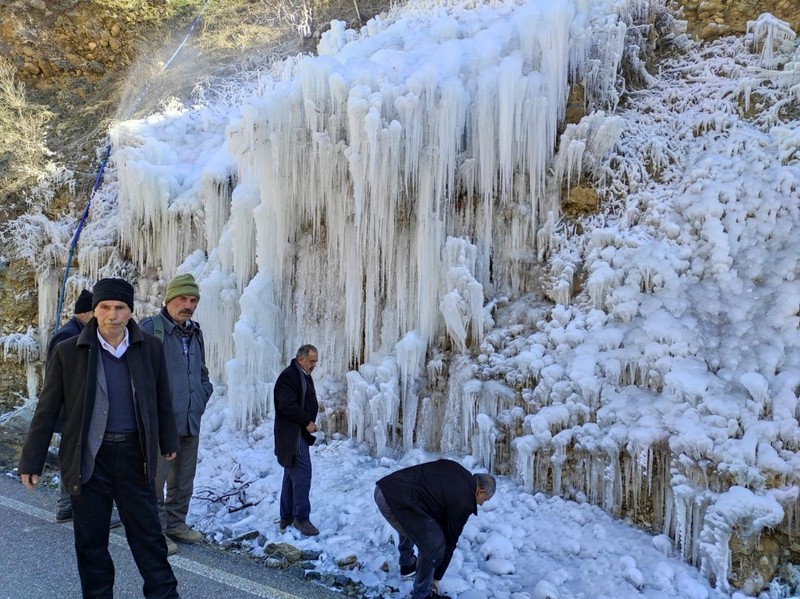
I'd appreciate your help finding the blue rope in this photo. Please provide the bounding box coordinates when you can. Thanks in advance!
[54,144,110,332]
[53,0,214,331]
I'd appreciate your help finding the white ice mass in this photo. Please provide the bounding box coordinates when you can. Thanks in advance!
[7,0,800,596]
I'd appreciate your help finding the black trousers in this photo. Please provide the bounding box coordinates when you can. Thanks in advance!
[72,438,179,599]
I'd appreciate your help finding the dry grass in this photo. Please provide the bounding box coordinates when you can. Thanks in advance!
[0,57,54,197]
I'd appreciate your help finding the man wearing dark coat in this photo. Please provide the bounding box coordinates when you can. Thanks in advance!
[375,459,496,599]
[273,344,319,536]
[19,277,180,599]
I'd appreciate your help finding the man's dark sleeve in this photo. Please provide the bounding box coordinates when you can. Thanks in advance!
[434,508,472,580]
[200,335,213,403]
[434,464,477,580]
[20,344,67,474]
[45,328,72,369]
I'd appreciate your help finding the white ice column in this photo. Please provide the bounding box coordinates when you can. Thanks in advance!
[37,266,62,353]
[441,357,481,453]
[226,272,283,429]
[439,237,485,353]
[200,161,235,254]
[396,331,427,451]
[194,268,239,380]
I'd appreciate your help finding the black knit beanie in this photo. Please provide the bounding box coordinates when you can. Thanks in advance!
[92,278,134,311]
[73,289,93,314]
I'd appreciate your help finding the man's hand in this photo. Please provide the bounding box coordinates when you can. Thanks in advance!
[433,580,441,593]
[20,473,39,489]
[306,422,317,433]
[162,452,177,461]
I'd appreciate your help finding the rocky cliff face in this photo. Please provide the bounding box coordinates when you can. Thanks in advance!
[681,0,798,40]
[1,0,795,410]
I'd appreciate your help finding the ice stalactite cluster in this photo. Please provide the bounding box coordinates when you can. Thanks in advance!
[206,2,624,432]
[94,0,633,434]
[484,20,800,592]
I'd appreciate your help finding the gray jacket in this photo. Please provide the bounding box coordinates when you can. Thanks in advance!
[140,311,213,436]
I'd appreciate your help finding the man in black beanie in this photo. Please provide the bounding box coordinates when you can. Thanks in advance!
[46,288,94,522]
[46,288,93,367]
[20,277,181,599]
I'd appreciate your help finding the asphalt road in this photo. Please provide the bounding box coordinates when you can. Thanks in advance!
[0,472,343,599]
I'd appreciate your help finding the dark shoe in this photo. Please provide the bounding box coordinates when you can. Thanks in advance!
[425,593,451,599]
[164,533,178,556]
[400,557,416,577]
[55,509,73,523]
[165,522,203,543]
[278,519,293,532]
[293,519,319,536]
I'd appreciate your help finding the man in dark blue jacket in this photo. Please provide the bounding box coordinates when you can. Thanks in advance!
[19,277,179,599]
[375,459,496,599]
[274,344,319,536]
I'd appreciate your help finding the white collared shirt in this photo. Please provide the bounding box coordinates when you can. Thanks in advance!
[97,328,130,358]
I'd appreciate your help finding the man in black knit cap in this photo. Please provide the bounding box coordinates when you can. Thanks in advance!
[46,288,93,366]
[20,277,180,599]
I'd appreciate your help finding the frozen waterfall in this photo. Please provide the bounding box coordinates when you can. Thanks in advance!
[99,0,629,437]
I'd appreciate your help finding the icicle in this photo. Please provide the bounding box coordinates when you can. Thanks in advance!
[475,413,498,472]
[396,332,427,450]
[747,13,796,67]
[512,434,538,493]
[440,237,485,353]
[441,357,480,453]
[37,267,61,353]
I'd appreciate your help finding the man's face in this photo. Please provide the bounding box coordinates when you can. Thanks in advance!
[75,311,93,324]
[166,295,199,325]
[297,351,319,374]
[94,300,131,341]
[476,489,493,506]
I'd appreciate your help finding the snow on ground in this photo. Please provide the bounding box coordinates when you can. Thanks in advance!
[191,401,726,599]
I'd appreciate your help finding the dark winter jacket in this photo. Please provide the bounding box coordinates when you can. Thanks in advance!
[140,310,213,437]
[19,318,178,494]
[376,459,478,580]
[273,358,318,468]
[45,316,85,368]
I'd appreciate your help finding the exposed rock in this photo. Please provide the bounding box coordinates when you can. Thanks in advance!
[730,533,780,595]
[265,542,302,562]
[335,554,359,569]
[562,186,599,217]
[676,0,799,40]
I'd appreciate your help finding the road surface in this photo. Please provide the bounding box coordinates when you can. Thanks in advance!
[0,472,343,599]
